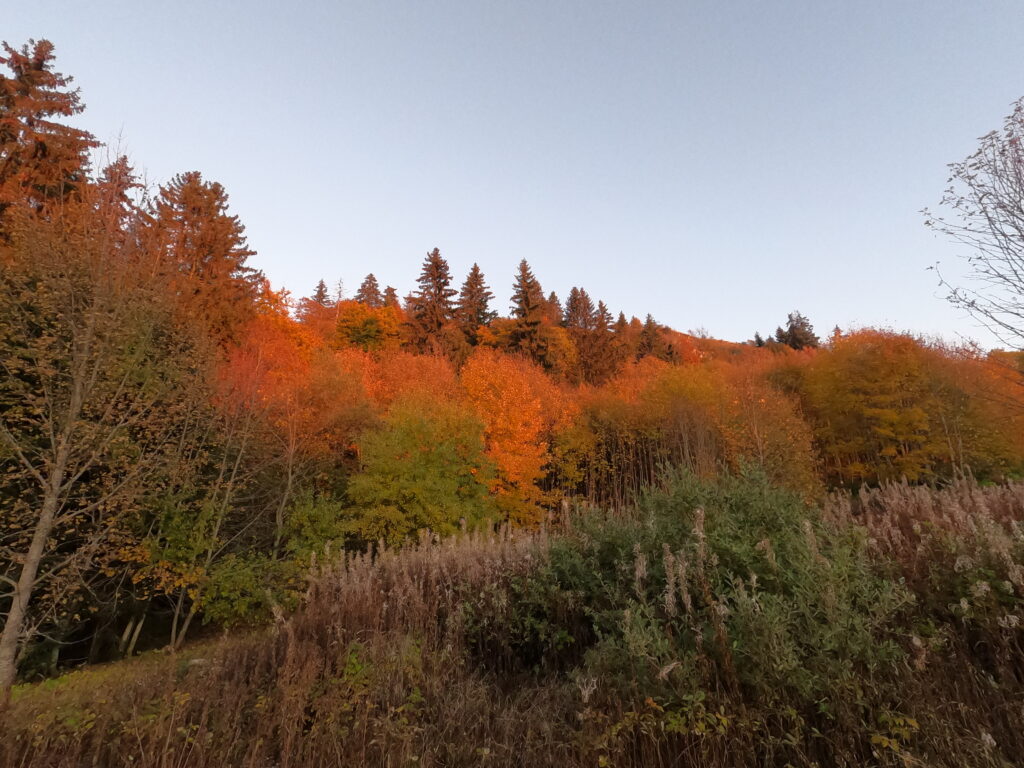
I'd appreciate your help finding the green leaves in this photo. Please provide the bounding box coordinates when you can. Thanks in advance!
[345,397,498,545]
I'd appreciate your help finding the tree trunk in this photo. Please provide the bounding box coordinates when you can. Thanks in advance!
[0,481,62,699]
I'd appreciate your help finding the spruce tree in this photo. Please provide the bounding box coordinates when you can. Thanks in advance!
[406,248,457,354]
[456,263,496,344]
[355,273,384,308]
[614,311,629,334]
[564,287,601,384]
[590,299,619,383]
[544,291,563,324]
[312,279,333,307]
[774,310,820,350]
[0,39,98,223]
[149,171,260,340]
[564,287,597,331]
[508,259,547,363]
[637,314,668,360]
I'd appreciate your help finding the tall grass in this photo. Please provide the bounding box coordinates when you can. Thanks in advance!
[3,474,1023,767]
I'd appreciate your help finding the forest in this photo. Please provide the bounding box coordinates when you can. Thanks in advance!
[3,39,1024,767]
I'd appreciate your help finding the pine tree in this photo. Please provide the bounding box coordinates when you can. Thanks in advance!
[0,39,98,223]
[456,263,496,345]
[406,248,457,354]
[383,285,400,308]
[637,314,667,360]
[149,171,261,340]
[544,291,563,324]
[753,331,766,347]
[297,278,337,340]
[508,259,548,363]
[564,287,597,331]
[775,311,820,350]
[95,156,140,228]
[355,273,384,308]
[589,299,620,383]
[614,311,629,334]
[312,279,333,307]
[564,287,602,384]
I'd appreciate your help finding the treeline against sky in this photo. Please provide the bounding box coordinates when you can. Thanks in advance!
[2,40,1024,681]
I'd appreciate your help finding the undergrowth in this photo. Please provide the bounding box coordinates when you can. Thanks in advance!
[3,472,1023,767]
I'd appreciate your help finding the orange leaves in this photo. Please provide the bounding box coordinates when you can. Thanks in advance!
[370,352,458,408]
[218,294,1024,525]
[460,349,577,524]
[217,309,374,465]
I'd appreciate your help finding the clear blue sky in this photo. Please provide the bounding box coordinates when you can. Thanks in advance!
[8,1,1024,344]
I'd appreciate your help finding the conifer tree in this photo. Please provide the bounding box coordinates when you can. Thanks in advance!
[564,287,597,331]
[297,278,337,339]
[355,273,384,308]
[637,314,668,360]
[148,171,261,340]
[589,300,619,383]
[456,263,496,345]
[312,279,333,307]
[564,290,619,384]
[383,285,400,308]
[544,291,563,324]
[95,156,140,228]
[508,259,548,363]
[774,310,820,350]
[596,301,614,333]
[0,39,98,224]
[406,248,457,354]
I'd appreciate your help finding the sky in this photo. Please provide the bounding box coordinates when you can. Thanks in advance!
[7,1,1024,344]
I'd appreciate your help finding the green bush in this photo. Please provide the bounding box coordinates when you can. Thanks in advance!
[541,469,912,711]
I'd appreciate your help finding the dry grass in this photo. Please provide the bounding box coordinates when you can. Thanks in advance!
[3,478,1024,767]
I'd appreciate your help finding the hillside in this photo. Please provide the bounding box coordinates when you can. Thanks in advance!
[3,35,1024,768]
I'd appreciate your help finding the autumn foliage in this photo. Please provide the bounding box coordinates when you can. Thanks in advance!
[2,39,1024,696]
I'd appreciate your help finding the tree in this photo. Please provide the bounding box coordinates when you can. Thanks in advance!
[346,397,496,545]
[0,40,97,224]
[544,291,563,324]
[565,287,616,384]
[0,194,204,694]
[95,156,141,229]
[508,259,547,363]
[563,287,597,331]
[147,171,262,341]
[312,279,333,307]
[589,300,620,384]
[336,300,403,351]
[354,273,384,308]
[405,248,458,355]
[296,279,339,342]
[455,263,496,345]
[774,311,819,350]
[460,349,575,524]
[926,97,1024,348]
[637,314,668,360]
[383,285,400,308]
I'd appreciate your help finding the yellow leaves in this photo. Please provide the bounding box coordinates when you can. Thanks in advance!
[335,300,403,352]
[133,559,206,595]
